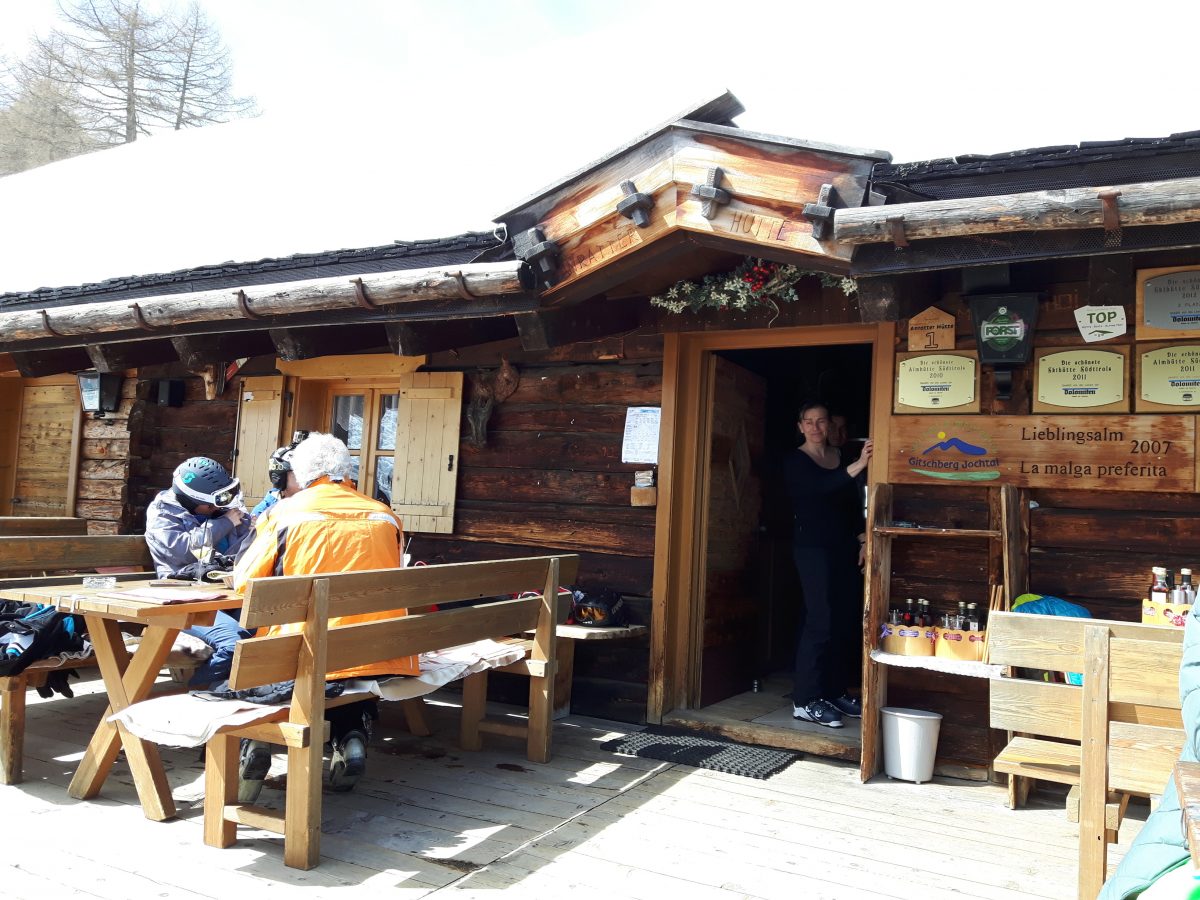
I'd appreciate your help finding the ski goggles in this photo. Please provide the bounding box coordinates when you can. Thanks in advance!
[176,478,243,510]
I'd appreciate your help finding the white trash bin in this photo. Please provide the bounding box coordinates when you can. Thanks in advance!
[881,707,942,784]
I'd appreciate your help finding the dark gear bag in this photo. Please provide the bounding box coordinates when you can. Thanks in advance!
[567,588,627,628]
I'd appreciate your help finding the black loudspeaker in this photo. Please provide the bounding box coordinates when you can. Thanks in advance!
[156,379,186,407]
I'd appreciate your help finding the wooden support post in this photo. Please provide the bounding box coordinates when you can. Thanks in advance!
[85,339,178,373]
[1078,624,1110,900]
[171,332,277,370]
[460,672,488,751]
[204,733,239,848]
[0,676,25,785]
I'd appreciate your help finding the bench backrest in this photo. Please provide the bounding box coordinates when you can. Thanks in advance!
[989,611,1186,900]
[0,535,153,576]
[0,517,88,537]
[230,555,580,691]
[989,612,1185,792]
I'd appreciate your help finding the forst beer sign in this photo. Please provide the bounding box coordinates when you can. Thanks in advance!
[966,293,1040,365]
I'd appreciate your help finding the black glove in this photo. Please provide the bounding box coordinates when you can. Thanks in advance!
[172,561,229,582]
[36,669,79,699]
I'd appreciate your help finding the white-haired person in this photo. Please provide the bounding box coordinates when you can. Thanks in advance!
[231,433,417,800]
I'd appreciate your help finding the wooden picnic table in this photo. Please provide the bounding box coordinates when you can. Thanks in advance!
[0,577,241,821]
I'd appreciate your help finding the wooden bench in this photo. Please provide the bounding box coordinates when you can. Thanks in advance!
[988,611,1185,899]
[200,553,577,869]
[0,533,156,784]
[0,517,88,537]
[0,534,153,577]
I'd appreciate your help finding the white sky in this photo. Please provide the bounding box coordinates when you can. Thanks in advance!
[1,0,1197,293]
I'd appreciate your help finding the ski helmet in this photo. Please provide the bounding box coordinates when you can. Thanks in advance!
[172,457,241,511]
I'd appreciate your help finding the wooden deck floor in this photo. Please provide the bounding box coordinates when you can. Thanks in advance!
[3,670,1145,899]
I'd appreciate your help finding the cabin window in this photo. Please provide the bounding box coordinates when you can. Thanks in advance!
[239,362,463,535]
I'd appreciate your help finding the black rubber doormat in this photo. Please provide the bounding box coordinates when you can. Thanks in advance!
[600,725,800,780]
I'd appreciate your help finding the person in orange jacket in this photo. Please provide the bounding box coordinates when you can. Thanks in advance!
[232,432,417,799]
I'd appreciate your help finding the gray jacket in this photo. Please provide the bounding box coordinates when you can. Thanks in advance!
[144,489,252,578]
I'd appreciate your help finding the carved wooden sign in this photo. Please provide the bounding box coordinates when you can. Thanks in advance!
[907,306,956,351]
[888,414,1196,492]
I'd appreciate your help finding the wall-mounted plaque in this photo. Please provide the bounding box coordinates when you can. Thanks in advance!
[888,414,1196,493]
[894,351,980,414]
[1136,266,1200,340]
[907,306,956,351]
[1137,343,1200,411]
[1032,347,1128,413]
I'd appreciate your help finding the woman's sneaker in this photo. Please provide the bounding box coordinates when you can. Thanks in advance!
[831,694,863,718]
[792,698,844,728]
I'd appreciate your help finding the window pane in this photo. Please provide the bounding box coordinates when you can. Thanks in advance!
[377,394,399,451]
[331,395,364,450]
[346,454,360,488]
[374,457,393,505]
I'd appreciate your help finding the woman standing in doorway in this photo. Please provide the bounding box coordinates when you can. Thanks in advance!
[784,401,873,728]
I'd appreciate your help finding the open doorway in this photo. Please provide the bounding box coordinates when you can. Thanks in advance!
[691,342,873,747]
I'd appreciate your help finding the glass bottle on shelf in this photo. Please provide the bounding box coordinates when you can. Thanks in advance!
[1150,567,1170,604]
[966,602,980,632]
[956,600,968,630]
[918,598,931,628]
[1181,569,1196,605]
[903,598,915,627]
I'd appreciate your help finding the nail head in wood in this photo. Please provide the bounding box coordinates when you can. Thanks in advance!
[689,166,731,219]
[616,180,654,228]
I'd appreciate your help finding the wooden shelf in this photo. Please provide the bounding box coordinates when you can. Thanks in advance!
[874,525,1001,539]
[869,649,1002,679]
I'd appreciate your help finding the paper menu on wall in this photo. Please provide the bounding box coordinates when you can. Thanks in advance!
[621,407,661,464]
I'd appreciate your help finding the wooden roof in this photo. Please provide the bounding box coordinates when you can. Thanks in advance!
[496,91,890,306]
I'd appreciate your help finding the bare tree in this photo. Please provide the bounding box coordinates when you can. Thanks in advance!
[0,0,256,175]
[162,2,256,131]
[0,37,98,176]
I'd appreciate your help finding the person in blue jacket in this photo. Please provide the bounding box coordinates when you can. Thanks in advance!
[144,457,253,688]
[1098,604,1200,898]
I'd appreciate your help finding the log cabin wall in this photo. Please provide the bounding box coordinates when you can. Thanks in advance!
[125,373,240,533]
[884,249,1200,772]
[76,375,138,534]
[420,337,664,723]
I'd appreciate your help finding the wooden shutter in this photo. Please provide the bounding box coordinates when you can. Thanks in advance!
[234,376,284,508]
[391,371,463,534]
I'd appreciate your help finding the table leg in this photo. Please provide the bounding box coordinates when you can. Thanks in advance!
[69,617,178,821]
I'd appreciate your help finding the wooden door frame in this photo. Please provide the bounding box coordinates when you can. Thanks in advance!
[649,322,896,723]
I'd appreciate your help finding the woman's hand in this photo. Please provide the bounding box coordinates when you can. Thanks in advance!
[847,439,874,478]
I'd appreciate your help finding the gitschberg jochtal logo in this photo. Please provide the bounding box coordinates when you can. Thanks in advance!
[909,429,1001,481]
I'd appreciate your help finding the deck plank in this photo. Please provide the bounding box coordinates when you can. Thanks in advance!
[1,670,1145,898]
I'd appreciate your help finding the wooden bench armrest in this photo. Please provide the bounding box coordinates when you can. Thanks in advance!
[1175,761,1200,867]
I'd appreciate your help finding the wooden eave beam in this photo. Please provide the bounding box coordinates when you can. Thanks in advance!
[269,324,388,362]
[834,175,1200,245]
[170,332,278,370]
[514,298,643,352]
[10,346,92,378]
[85,338,180,373]
[384,318,517,356]
[0,261,531,345]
